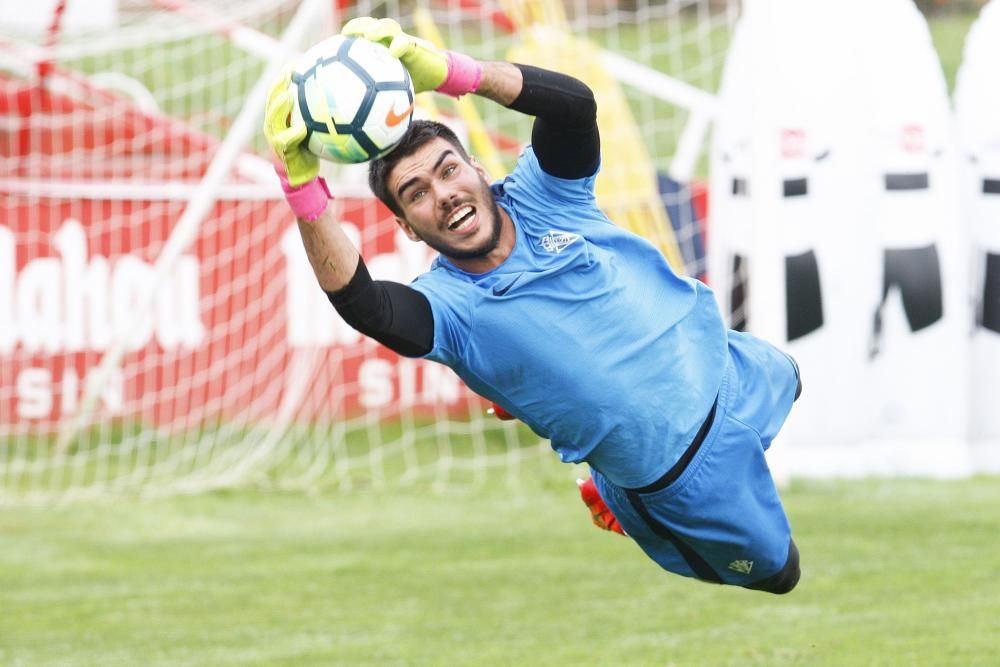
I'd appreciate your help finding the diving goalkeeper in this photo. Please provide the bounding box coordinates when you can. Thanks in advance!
[264,17,802,594]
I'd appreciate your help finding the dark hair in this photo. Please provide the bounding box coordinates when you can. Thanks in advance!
[368,120,472,217]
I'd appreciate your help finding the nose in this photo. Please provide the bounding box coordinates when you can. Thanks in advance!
[435,183,460,211]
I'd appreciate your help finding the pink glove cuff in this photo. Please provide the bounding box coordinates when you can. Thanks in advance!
[279,173,332,222]
[436,51,482,98]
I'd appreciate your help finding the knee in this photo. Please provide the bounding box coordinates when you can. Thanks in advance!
[764,556,800,594]
[745,539,800,595]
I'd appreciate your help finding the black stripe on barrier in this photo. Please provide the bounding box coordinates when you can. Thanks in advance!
[981,253,1000,333]
[783,178,808,197]
[884,172,929,191]
[730,254,748,332]
[786,250,824,341]
[983,179,1000,195]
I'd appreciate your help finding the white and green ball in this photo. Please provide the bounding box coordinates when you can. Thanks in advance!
[290,35,414,164]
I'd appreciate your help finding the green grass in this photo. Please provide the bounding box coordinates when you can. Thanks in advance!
[927,10,978,92]
[0,418,541,504]
[3,473,999,666]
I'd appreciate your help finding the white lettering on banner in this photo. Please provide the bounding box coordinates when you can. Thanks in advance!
[17,368,52,419]
[15,366,124,420]
[359,358,394,408]
[112,255,156,351]
[0,226,12,353]
[282,224,435,348]
[0,221,205,354]
[358,358,462,409]
[17,257,61,354]
[61,367,79,415]
[398,358,418,407]
[420,363,461,405]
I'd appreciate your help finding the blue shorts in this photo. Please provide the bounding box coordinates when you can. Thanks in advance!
[592,331,800,588]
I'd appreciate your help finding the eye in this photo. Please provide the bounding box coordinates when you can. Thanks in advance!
[410,189,426,202]
[443,164,456,177]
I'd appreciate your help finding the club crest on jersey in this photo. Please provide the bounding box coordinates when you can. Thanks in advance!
[540,230,581,254]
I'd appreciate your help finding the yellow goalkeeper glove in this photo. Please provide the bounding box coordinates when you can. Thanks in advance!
[263,68,320,187]
[342,17,447,94]
[342,17,480,97]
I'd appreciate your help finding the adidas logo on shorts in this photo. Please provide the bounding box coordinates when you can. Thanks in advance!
[728,559,754,575]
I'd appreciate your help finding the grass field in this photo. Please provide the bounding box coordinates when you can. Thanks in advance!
[3,471,1000,666]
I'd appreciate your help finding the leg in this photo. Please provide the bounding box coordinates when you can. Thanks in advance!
[743,538,800,595]
[591,406,799,591]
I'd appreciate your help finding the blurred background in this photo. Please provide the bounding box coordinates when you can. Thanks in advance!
[1,2,999,664]
[2,0,997,499]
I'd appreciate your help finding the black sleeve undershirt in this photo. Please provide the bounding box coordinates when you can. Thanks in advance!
[325,256,433,358]
[509,64,600,179]
[326,64,599,357]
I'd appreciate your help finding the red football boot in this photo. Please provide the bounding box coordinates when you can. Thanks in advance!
[487,405,625,537]
[487,402,516,420]
[577,476,626,536]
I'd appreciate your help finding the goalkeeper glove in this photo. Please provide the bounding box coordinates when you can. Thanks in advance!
[341,17,482,97]
[577,476,627,536]
[263,68,331,220]
[263,68,320,188]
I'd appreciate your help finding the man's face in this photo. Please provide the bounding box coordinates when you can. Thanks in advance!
[388,138,503,261]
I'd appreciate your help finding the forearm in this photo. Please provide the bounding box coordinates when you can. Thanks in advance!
[299,207,434,357]
[296,206,361,293]
[473,61,524,107]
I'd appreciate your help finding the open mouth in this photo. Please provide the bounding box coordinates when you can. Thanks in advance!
[446,205,476,233]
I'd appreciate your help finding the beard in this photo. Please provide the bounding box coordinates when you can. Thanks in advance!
[417,180,504,261]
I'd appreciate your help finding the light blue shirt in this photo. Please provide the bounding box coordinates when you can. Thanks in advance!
[411,147,728,488]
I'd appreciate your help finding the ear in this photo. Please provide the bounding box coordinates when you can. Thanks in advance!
[394,216,422,243]
[470,155,490,182]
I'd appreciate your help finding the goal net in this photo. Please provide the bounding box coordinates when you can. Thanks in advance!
[0,0,738,504]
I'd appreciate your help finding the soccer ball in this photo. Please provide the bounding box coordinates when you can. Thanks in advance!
[290,35,415,164]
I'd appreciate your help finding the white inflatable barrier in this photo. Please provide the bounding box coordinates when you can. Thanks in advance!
[712,0,974,478]
[955,0,1000,472]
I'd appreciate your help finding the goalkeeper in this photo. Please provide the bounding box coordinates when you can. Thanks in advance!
[265,18,802,594]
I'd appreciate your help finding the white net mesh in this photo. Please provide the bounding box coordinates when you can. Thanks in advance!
[0,0,738,504]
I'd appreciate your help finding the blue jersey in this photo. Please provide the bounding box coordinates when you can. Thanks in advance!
[410,147,728,488]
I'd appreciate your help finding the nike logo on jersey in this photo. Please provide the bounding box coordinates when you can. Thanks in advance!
[385,102,414,128]
[540,230,581,254]
[491,276,520,296]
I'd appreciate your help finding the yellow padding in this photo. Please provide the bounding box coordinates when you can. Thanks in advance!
[501,0,685,272]
[413,8,506,180]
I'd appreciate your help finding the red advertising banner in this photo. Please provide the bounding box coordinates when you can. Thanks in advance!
[0,193,470,432]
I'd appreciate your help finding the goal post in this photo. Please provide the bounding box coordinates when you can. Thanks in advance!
[0,0,737,504]
[55,0,329,457]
